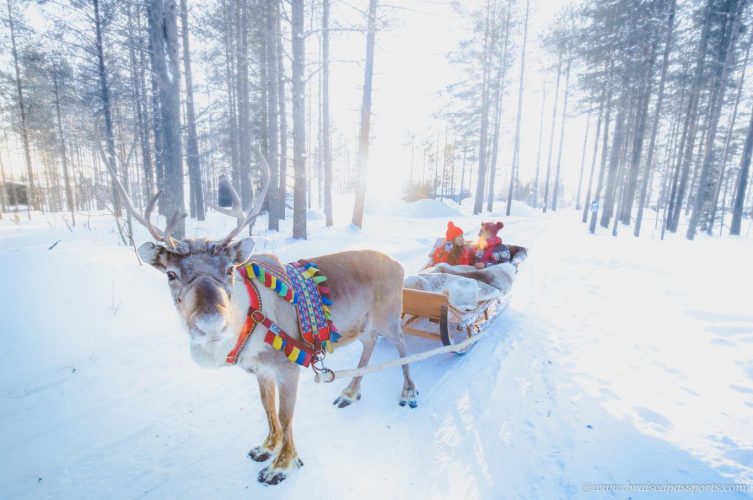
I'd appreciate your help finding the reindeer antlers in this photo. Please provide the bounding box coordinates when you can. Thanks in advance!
[96,118,185,250]
[210,146,271,247]
[97,117,270,250]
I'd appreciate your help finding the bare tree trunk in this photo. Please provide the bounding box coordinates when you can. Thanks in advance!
[223,0,240,190]
[322,0,333,226]
[473,0,494,215]
[663,69,690,235]
[149,0,186,237]
[487,0,512,213]
[52,62,75,225]
[667,0,714,232]
[180,0,205,220]
[635,0,675,237]
[93,0,123,222]
[730,99,753,235]
[582,92,605,223]
[133,5,154,200]
[687,1,742,240]
[236,0,253,211]
[277,1,287,220]
[611,146,630,237]
[486,93,502,211]
[532,84,546,208]
[709,26,752,234]
[552,55,571,211]
[543,50,563,212]
[600,75,629,228]
[7,0,36,217]
[147,7,165,212]
[621,40,657,225]
[506,0,528,216]
[292,0,307,237]
[706,31,753,236]
[351,0,378,228]
[459,143,467,197]
[0,154,7,216]
[265,0,281,230]
[590,62,613,234]
[575,109,592,211]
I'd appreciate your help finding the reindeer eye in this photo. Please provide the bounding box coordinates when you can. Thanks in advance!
[167,271,178,281]
[226,267,234,276]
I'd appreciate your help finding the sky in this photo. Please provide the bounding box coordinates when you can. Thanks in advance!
[325,0,585,201]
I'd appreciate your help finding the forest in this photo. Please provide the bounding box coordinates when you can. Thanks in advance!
[1,0,753,241]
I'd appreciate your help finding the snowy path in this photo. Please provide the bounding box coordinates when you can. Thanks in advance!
[1,205,752,499]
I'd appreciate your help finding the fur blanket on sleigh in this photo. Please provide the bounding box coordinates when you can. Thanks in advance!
[404,262,516,311]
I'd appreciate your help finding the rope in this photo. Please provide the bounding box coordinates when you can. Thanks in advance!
[314,327,489,383]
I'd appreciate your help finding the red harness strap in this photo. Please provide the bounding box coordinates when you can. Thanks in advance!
[226,266,318,366]
[226,267,262,364]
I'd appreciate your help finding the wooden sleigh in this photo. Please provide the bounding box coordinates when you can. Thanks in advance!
[401,245,527,354]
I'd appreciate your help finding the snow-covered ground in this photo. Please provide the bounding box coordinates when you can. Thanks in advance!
[1,198,752,499]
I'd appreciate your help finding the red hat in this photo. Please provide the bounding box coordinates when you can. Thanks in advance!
[446,221,464,241]
[481,221,504,237]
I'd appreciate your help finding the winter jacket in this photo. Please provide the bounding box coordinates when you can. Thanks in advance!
[473,236,511,268]
[431,241,474,266]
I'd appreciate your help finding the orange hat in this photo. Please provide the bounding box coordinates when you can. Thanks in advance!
[446,221,464,241]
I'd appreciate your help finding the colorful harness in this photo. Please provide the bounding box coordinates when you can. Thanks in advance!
[226,259,339,370]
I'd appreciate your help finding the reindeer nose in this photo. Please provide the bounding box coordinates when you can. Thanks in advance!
[186,277,230,336]
[190,278,229,312]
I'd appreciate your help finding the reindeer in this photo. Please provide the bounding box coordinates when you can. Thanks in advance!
[105,159,418,485]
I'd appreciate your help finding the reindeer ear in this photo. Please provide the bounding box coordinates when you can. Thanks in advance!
[138,242,169,271]
[226,238,255,266]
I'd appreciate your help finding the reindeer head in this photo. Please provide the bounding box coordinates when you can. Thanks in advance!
[138,237,255,345]
[103,142,270,350]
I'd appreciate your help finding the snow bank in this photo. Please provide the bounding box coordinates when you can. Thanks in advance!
[361,196,462,218]
[1,208,752,499]
[459,197,539,218]
[404,199,462,218]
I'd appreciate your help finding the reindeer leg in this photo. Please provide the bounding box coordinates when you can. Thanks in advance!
[392,323,418,408]
[248,375,281,462]
[334,333,377,408]
[258,365,302,485]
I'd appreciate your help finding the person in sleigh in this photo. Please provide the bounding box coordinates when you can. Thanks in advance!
[428,221,474,267]
[473,221,512,269]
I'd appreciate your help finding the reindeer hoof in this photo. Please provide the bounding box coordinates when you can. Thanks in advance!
[333,396,352,408]
[333,393,360,408]
[248,446,273,462]
[400,388,418,408]
[258,466,287,486]
[257,459,303,486]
